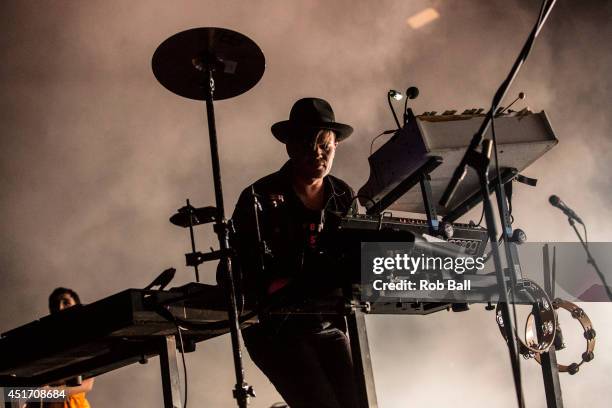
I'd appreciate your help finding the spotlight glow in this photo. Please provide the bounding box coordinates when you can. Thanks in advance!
[407,8,440,29]
[389,90,404,101]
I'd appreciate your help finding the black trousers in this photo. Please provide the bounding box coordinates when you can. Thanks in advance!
[243,324,359,408]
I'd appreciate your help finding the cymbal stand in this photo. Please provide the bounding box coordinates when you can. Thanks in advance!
[197,55,254,407]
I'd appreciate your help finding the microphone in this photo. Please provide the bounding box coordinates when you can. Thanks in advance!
[406,86,419,99]
[403,86,419,126]
[549,195,584,225]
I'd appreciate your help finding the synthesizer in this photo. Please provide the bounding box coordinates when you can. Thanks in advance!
[358,110,558,218]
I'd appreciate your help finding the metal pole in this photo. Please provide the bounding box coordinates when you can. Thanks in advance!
[470,140,525,408]
[203,67,252,407]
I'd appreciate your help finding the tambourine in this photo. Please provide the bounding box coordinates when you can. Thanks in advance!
[531,298,596,375]
[495,279,556,356]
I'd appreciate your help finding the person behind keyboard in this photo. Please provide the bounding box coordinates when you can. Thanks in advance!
[30,288,96,408]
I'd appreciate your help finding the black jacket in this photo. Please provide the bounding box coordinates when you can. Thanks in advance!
[222,160,355,330]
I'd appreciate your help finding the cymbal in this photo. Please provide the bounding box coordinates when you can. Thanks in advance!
[170,205,217,228]
[152,27,265,101]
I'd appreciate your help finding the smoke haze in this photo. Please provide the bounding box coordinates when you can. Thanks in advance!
[1,1,611,407]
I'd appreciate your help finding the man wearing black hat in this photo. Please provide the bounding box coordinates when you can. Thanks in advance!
[226,98,359,408]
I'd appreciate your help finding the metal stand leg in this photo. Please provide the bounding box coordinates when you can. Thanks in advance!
[469,141,525,408]
[540,347,564,408]
[159,335,182,408]
[540,244,564,408]
[347,310,378,408]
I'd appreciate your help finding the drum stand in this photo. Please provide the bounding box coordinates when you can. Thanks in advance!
[197,60,254,408]
[152,27,265,407]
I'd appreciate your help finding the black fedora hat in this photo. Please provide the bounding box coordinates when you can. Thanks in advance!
[271,98,353,143]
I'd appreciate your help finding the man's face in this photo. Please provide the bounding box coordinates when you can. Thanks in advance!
[287,129,338,180]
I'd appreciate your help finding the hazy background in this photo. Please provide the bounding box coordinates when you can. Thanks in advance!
[1,1,611,407]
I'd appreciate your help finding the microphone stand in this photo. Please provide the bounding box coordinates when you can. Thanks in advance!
[567,218,612,301]
[461,139,525,408]
[440,0,556,208]
[439,1,557,407]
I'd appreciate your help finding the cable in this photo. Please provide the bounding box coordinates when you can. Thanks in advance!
[369,130,396,188]
[476,207,485,227]
[481,232,505,265]
[370,130,390,155]
[403,94,409,126]
[172,309,258,332]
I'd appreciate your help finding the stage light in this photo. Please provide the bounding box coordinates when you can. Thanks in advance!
[388,90,404,101]
[407,8,440,29]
